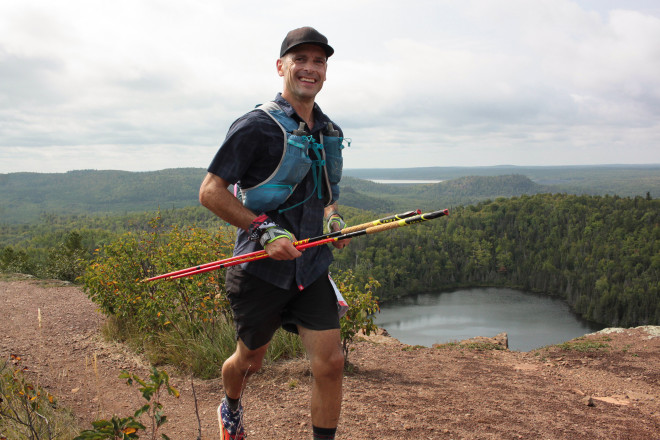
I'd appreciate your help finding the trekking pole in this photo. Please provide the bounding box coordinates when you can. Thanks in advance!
[143,210,421,282]
[164,209,449,280]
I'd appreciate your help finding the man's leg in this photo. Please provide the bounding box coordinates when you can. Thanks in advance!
[218,339,270,439]
[298,327,344,430]
[222,338,269,399]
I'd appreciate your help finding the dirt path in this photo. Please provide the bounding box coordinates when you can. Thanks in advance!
[1,277,659,439]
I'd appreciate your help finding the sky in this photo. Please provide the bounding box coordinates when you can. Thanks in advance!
[1,0,659,173]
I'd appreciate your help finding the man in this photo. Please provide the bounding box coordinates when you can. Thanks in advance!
[199,27,349,440]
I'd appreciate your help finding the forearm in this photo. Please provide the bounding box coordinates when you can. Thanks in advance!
[200,172,301,259]
[199,172,255,230]
[324,203,341,221]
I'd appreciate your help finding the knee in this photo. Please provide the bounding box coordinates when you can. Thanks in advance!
[312,349,344,380]
[224,347,266,374]
[238,351,265,373]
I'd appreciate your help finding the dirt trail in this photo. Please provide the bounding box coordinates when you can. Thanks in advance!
[1,277,659,439]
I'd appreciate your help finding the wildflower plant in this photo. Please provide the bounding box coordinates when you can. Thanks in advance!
[82,215,234,338]
[74,367,179,440]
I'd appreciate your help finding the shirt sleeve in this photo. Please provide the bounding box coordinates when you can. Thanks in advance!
[207,110,280,187]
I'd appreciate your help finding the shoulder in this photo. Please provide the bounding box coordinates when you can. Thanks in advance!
[229,107,278,131]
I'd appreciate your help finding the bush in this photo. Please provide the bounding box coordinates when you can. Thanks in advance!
[82,216,235,376]
[0,357,80,439]
[333,269,380,364]
[83,216,381,376]
[74,367,179,440]
[82,218,234,336]
[45,231,87,282]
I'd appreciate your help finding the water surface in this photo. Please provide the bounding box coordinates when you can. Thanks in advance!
[375,287,605,351]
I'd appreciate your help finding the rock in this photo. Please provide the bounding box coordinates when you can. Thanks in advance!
[458,332,509,349]
[582,396,594,406]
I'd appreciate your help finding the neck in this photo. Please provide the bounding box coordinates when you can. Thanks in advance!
[282,92,315,129]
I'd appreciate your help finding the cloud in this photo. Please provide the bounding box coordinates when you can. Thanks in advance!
[0,0,659,172]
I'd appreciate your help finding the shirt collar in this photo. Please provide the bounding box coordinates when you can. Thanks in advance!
[274,93,325,133]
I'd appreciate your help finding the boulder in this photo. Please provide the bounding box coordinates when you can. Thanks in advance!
[458,332,509,349]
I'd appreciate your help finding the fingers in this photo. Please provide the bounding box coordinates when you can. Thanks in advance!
[265,237,302,260]
[332,237,351,250]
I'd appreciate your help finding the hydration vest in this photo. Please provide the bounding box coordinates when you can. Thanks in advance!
[238,101,346,213]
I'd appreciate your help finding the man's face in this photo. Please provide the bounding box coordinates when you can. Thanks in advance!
[277,44,327,102]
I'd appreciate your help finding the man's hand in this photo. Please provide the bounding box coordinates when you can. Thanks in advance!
[327,214,351,250]
[264,235,302,260]
[248,215,302,260]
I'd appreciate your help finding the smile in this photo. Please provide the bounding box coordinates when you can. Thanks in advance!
[300,77,316,84]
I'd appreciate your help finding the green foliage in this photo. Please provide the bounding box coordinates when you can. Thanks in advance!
[332,270,381,363]
[81,215,316,377]
[44,232,88,282]
[344,164,660,199]
[265,328,306,363]
[553,336,612,352]
[0,357,80,439]
[74,417,145,440]
[334,193,660,327]
[0,169,206,224]
[2,166,658,224]
[74,367,178,440]
[0,247,37,275]
[82,215,234,336]
[81,215,239,377]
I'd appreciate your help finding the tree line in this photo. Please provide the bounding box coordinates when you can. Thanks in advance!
[332,193,659,327]
[1,193,658,327]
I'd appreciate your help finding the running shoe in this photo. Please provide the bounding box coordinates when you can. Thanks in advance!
[218,397,245,440]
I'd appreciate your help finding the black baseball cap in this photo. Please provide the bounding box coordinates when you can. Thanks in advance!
[280,26,334,58]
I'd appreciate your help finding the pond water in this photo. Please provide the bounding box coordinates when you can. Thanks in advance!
[374,287,605,351]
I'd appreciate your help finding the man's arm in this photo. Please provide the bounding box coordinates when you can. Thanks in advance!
[199,172,255,230]
[199,172,301,260]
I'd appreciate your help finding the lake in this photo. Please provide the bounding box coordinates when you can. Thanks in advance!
[375,287,605,351]
[368,179,444,184]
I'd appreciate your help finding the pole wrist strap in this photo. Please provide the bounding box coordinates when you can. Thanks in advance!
[258,226,294,247]
[248,213,277,242]
[325,211,345,232]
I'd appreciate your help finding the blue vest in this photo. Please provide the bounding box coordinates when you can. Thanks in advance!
[239,101,344,213]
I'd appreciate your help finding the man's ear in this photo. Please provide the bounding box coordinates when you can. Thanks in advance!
[276,58,284,77]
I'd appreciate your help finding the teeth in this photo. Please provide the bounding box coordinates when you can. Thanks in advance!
[300,77,316,83]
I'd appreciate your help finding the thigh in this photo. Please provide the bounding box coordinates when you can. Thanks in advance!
[281,272,340,334]
[225,265,295,350]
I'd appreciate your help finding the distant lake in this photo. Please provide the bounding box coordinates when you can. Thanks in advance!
[375,287,605,351]
[368,179,444,184]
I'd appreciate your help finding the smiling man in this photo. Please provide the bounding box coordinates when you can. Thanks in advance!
[199,27,349,440]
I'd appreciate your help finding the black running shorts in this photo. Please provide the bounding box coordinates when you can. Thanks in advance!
[224,265,340,350]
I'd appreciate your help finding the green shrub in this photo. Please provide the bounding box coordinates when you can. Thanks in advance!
[82,218,234,336]
[83,216,381,376]
[45,232,87,282]
[0,357,80,439]
[82,216,235,376]
[333,269,380,364]
[74,367,179,440]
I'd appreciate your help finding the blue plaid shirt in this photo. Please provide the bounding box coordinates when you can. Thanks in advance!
[207,94,342,290]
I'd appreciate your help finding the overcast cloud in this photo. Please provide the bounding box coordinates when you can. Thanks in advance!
[1,0,659,173]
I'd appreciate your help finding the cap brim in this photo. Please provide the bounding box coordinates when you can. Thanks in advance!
[282,42,334,58]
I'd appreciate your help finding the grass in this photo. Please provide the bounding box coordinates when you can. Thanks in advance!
[0,360,81,439]
[101,316,306,379]
[553,336,611,352]
[433,341,506,351]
